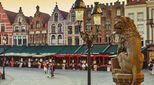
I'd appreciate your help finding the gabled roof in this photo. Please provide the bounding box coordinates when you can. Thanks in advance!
[5,10,17,24]
[59,10,69,19]
[40,12,50,23]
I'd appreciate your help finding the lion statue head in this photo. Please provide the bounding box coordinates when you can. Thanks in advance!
[114,16,140,38]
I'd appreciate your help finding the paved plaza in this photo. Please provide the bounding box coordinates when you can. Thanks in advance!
[0,67,154,85]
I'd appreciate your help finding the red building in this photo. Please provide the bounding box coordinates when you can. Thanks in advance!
[29,5,50,46]
[0,2,17,46]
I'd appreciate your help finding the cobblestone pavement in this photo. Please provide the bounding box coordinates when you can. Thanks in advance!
[0,67,154,85]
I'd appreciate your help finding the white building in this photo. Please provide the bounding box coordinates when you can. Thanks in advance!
[125,0,147,47]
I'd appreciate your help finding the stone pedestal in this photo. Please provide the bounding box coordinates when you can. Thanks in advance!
[112,73,144,85]
[111,58,144,85]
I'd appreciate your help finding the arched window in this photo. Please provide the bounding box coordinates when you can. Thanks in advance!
[58,24,62,33]
[71,14,75,22]
[51,35,56,45]
[58,35,62,44]
[36,21,40,29]
[54,13,58,22]
[52,24,56,33]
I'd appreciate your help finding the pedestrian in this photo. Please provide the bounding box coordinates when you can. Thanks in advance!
[47,62,51,78]
[148,62,153,74]
[43,61,47,74]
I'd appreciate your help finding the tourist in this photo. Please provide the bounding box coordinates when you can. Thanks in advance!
[148,62,153,74]
[43,61,47,74]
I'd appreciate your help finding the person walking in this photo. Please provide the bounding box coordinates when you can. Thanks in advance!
[43,61,47,74]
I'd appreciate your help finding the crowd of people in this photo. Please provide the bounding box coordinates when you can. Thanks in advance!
[148,62,154,75]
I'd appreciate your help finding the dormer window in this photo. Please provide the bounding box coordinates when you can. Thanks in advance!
[18,17,22,23]
[36,21,40,29]
[54,13,58,22]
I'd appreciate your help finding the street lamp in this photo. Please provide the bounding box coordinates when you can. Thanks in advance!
[73,1,102,85]
[2,34,6,80]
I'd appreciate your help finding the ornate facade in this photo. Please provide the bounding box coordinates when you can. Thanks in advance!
[29,5,50,46]
[12,7,30,46]
[48,4,83,46]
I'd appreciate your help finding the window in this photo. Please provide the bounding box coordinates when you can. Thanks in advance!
[52,24,56,33]
[72,14,75,22]
[21,26,26,32]
[68,37,72,45]
[54,13,58,22]
[58,24,62,33]
[15,26,19,32]
[137,12,144,21]
[68,26,72,34]
[30,34,34,43]
[75,37,79,45]
[58,35,63,44]
[88,11,91,18]
[6,35,8,44]
[75,26,80,34]
[18,17,22,23]
[36,34,40,43]
[42,34,46,43]
[117,9,121,16]
[43,24,46,28]
[86,23,92,31]
[23,36,27,46]
[31,25,33,29]
[13,36,17,45]
[18,36,22,45]
[136,0,140,2]
[51,35,56,45]
[128,13,134,20]
[1,24,5,32]
[36,21,40,29]
[137,24,144,33]
[105,22,111,30]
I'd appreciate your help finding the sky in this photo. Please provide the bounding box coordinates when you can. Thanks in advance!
[0,0,125,16]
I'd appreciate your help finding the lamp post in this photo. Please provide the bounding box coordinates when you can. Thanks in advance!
[73,1,102,85]
[2,34,6,80]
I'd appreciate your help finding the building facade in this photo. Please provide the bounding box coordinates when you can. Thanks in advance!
[125,0,147,47]
[146,0,154,45]
[48,4,83,46]
[84,0,125,44]
[12,7,29,46]
[29,5,50,46]
[0,2,15,46]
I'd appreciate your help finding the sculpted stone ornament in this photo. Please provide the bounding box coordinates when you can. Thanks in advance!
[111,16,144,85]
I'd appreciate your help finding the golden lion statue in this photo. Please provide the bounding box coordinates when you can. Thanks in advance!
[113,16,144,85]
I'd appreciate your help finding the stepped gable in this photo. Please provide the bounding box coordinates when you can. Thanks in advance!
[5,10,17,24]
[59,10,69,19]
[40,12,50,23]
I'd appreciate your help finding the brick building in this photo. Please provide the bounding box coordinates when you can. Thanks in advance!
[12,7,30,46]
[84,0,125,44]
[0,2,15,46]
[29,5,50,46]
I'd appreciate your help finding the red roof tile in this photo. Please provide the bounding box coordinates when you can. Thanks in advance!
[59,10,69,19]
[4,10,17,24]
[40,12,50,23]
